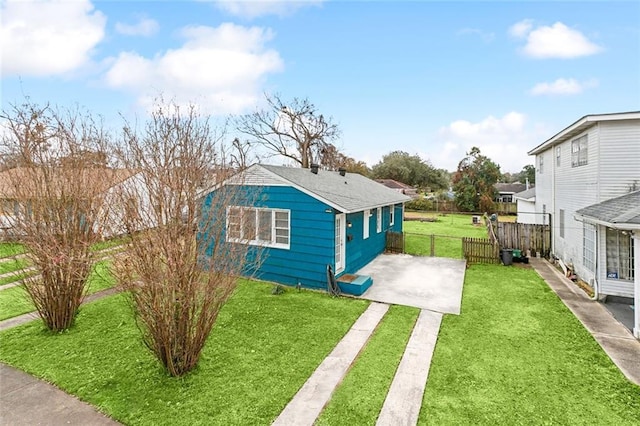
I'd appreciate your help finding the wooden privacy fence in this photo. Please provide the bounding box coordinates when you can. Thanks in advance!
[387,231,499,264]
[496,222,550,257]
[462,237,500,264]
[386,231,404,253]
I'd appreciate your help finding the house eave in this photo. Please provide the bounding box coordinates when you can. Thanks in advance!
[574,214,640,231]
[528,111,640,156]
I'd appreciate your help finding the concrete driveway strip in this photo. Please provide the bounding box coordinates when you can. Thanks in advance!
[272,302,389,426]
[0,363,121,426]
[376,309,443,426]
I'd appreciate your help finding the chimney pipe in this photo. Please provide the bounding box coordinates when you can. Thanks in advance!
[338,167,346,177]
[310,163,319,174]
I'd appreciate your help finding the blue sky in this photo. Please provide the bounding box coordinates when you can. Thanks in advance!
[2,1,639,173]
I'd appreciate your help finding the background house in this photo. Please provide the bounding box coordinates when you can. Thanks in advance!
[527,111,640,339]
[514,187,537,224]
[494,182,529,203]
[375,179,419,198]
[201,164,411,292]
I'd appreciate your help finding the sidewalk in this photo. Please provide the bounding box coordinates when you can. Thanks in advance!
[529,257,640,385]
[0,363,120,425]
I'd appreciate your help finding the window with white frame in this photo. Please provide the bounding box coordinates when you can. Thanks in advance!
[583,223,596,272]
[363,209,370,239]
[605,228,634,281]
[376,207,382,233]
[571,135,588,167]
[556,146,561,167]
[538,155,543,173]
[226,206,290,249]
[559,209,565,238]
[389,205,395,226]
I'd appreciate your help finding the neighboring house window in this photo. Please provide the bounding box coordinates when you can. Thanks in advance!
[556,146,561,167]
[226,206,290,249]
[606,228,634,281]
[389,205,395,226]
[571,135,588,167]
[376,207,382,233]
[542,204,547,225]
[538,155,543,174]
[559,209,565,238]
[583,223,596,273]
[363,209,370,239]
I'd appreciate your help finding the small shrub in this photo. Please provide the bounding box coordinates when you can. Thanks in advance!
[271,284,286,295]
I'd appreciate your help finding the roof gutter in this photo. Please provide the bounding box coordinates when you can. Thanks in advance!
[573,213,640,231]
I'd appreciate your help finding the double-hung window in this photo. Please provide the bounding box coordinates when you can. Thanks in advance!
[226,206,290,249]
[571,135,588,167]
[606,228,634,281]
[583,223,596,273]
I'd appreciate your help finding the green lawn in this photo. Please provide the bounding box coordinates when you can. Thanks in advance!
[0,257,30,275]
[0,261,116,321]
[0,281,369,425]
[0,242,25,258]
[419,264,640,425]
[404,214,487,258]
[317,304,420,425]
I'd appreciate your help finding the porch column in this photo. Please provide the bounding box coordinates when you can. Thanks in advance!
[634,232,640,340]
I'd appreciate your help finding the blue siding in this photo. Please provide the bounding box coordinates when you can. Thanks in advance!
[202,185,405,291]
[342,203,404,276]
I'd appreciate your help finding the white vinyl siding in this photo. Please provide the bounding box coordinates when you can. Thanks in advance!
[363,209,370,239]
[538,155,544,174]
[227,206,290,249]
[376,207,382,233]
[556,146,561,167]
[559,209,565,238]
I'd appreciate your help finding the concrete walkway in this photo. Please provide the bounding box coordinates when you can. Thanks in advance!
[376,310,443,426]
[530,257,640,385]
[272,302,390,426]
[0,363,120,425]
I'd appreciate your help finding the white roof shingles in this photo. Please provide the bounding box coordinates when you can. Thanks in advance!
[576,190,640,226]
[258,164,411,213]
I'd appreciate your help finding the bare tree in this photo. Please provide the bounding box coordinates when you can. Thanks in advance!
[0,101,112,331]
[115,100,258,377]
[236,93,340,168]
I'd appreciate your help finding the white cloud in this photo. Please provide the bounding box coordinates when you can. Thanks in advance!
[115,17,159,37]
[104,23,284,115]
[425,112,539,172]
[509,19,533,38]
[510,20,602,59]
[214,0,323,19]
[457,28,495,42]
[530,78,599,96]
[1,0,106,76]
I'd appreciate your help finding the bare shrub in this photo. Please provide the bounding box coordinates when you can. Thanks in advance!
[0,101,113,331]
[116,101,257,377]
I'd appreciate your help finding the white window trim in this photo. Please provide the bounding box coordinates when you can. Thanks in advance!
[226,206,290,249]
[376,207,382,233]
[389,205,395,226]
[571,135,588,167]
[363,209,370,239]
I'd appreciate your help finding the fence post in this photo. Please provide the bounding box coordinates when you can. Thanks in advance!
[430,234,435,256]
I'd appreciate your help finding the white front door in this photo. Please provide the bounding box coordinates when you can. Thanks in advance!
[335,214,346,273]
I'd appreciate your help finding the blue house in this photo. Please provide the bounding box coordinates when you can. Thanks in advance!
[200,164,411,294]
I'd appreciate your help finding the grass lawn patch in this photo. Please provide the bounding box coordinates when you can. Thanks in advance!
[0,281,369,425]
[404,215,487,258]
[419,264,640,425]
[91,236,130,252]
[0,257,30,275]
[0,242,25,258]
[0,261,115,321]
[317,304,420,425]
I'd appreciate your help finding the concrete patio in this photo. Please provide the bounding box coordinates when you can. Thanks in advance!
[356,254,467,315]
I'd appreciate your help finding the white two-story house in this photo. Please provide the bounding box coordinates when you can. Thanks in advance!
[527,111,640,339]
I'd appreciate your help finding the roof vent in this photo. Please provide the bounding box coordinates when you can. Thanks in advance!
[310,163,319,174]
[338,168,346,177]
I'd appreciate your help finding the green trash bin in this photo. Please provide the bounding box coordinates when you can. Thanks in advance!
[512,249,522,259]
[501,249,513,266]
